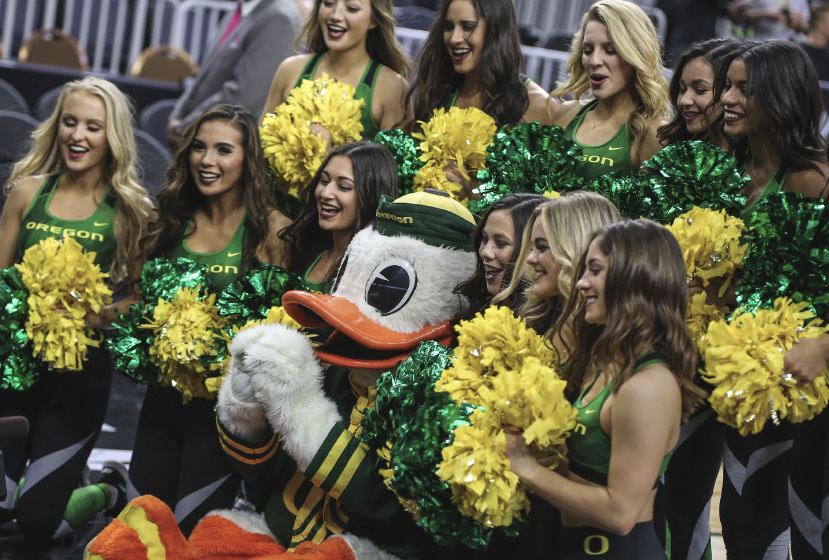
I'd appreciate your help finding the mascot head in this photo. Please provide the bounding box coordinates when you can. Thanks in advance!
[284,191,477,369]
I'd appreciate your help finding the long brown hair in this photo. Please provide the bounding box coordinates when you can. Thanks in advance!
[147,104,275,274]
[409,0,529,130]
[557,220,704,421]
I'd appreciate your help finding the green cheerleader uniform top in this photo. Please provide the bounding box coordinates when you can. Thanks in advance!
[17,174,118,271]
[169,216,246,293]
[295,53,382,139]
[303,251,332,294]
[564,99,635,181]
[740,165,788,223]
[567,351,672,486]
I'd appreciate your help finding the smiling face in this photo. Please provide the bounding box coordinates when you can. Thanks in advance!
[576,238,608,325]
[316,154,361,235]
[526,218,561,298]
[677,56,717,136]
[721,57,758,139]
[478,209,516,296]
[188,119,245,199]
[318,0,376,53]
[443,0,486,76]
[581,20,635,100]
[57,91,109,176]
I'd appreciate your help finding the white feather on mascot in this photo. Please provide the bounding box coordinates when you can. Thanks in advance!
[84,191,477,560]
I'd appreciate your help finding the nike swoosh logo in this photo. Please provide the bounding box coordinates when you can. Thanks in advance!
[583,409,596,414]
[227,251,242,257]
[608,146,623,151]
[93,221,109,227]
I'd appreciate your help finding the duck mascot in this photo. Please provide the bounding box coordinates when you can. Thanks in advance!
[84,191,477,560]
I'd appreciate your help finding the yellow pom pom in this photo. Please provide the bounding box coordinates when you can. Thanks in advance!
[687,292,728,350]
[437,409,528,527]
[142,286,227,403]
[412,164,467,203]
[542,190,561,199]
[260,74,364,199]
[666,207,747,296]
[435,307,576,526]
[412,106,496,178]
[16,237,112,370]
[702,297,829,435]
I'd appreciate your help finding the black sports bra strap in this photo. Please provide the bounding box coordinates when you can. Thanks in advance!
[774,165,788,184]
[362,59,380,87]
[43,174,60,195]
[301,53,325,81]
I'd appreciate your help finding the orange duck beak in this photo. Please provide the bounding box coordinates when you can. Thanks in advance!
[282,290,453,370]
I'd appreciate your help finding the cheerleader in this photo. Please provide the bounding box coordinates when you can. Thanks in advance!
[551,0,670,180]
[712,40,829,560]
[277,141,399,293]
[260,0,412,135]
[505,219,705,560]
[408,0,556,130]
[0,77,152,541]
[126,104,290,535]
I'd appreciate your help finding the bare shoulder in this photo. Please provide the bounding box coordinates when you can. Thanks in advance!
[550,99,584,129]
[376,66,410,99]
[786,164,829,200]
[5,175,43,210]
[633,120,666,169]
[268,208,293,233]
[523,80,558,125]
[616,362,680,405]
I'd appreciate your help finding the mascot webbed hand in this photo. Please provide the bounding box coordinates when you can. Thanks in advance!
[86,191,477,560]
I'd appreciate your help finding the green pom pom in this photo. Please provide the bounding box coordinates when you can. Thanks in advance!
[0,267,38,391]
[472,123,584,214]
[373,129,423,196]
[737,191,829,317]
[362,341,520,549]
[108,257,213,386]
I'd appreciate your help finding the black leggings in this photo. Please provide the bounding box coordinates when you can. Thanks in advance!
[720,423,793,560]
[561,521,666,559]
[127,385,240,536]
[0,348,112,542]
[789,409,829,560]
[656,405,724,560]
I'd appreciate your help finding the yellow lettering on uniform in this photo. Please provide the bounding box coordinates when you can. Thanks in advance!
[225,265,238,275]
[64,229,76,237]
[76,230,89,239]
[26,222,36,230]
[50,226,62,234]
[35,224,48,232]
[209,265,223,274]
[90,233,103,242]
[601,157,614,167]
[588,155,601,163]
[584,535,610,555]
[574,423,586,435]
[578,155,588,162]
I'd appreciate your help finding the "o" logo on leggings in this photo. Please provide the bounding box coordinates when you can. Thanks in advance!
[583,534,610,555]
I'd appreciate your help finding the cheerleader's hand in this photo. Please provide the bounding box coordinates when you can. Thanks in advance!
[784,335,829,383]
[216,324,273,441]
[244,323,342,470]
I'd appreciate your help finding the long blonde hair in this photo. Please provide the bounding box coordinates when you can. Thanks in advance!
[552,0,669,151]
[297,0,411,78]
[5,77,153,289]
[495,192,621,338]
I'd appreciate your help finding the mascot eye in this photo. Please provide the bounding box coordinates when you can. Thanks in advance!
[365,258,417,316]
